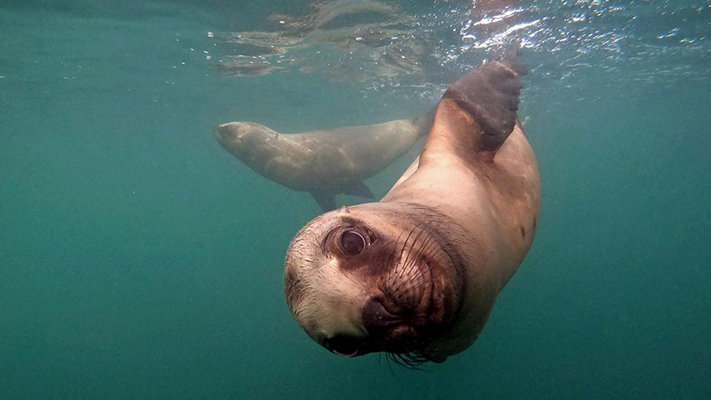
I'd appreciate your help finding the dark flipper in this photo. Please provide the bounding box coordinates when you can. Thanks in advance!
[338,180,375,199]
[423,55,527,162]
[445,56,526,152]
[310,189,337,211]
[310,180,374,211]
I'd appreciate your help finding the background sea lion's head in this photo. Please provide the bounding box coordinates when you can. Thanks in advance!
[214,122,277,164]
[284,203,465,365]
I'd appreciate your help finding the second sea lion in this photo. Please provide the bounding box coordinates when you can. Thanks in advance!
[215,111,433,210]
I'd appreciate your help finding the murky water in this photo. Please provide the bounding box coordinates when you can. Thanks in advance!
[1,1,709,399]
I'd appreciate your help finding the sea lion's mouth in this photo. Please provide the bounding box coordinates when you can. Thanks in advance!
[362,297,405,329]
[214,124,232,141]
[215,123,251,145]
[361,301,427,352]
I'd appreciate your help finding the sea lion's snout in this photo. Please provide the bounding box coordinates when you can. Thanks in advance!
[214,122,276,162]
[322,298,416,358]
[214,122,246,143]
[215,121,275,145]
[362,298,403,329]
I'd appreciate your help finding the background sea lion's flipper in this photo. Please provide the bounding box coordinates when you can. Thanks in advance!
[310,180,374,210]
[338,180,374,199]
[421,55,527,163]
[310,189,337,211]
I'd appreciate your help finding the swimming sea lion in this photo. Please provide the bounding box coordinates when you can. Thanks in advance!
[215,111,433,210]
[283,55,539,364]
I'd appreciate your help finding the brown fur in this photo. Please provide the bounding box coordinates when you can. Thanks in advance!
[284,57,540,363]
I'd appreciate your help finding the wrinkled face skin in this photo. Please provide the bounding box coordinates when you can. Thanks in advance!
[284,206,462,366]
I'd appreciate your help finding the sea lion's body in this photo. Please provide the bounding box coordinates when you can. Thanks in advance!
[377,121,539,356]
[284,56,539,363]
[215,112,432,210]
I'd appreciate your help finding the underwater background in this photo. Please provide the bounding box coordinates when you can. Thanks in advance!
[1,0,709,398]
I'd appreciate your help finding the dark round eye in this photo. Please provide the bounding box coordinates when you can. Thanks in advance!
[339,229,367,256]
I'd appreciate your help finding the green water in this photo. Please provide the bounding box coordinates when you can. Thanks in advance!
[1,1,709,399]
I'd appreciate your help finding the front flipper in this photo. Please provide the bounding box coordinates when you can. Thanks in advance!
[421,55,527,164]
[310,189,337,211]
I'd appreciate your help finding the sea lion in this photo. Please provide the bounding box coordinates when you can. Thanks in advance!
[215,111,433,210]
[283,55,539,365]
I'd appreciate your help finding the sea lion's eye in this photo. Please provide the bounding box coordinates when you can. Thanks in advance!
[338,229,367,256]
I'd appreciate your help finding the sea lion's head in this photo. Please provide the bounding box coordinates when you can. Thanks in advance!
[284,203,464,365]
[214,122,277,163]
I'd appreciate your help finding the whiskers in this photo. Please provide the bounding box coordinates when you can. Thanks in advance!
[382,224,439,312]
[376,224,443,370]
[378,342,430,371]
[385,348,430,370]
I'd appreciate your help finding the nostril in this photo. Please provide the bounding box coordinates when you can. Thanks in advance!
[326,335,362,357]
[362,298,403,331]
